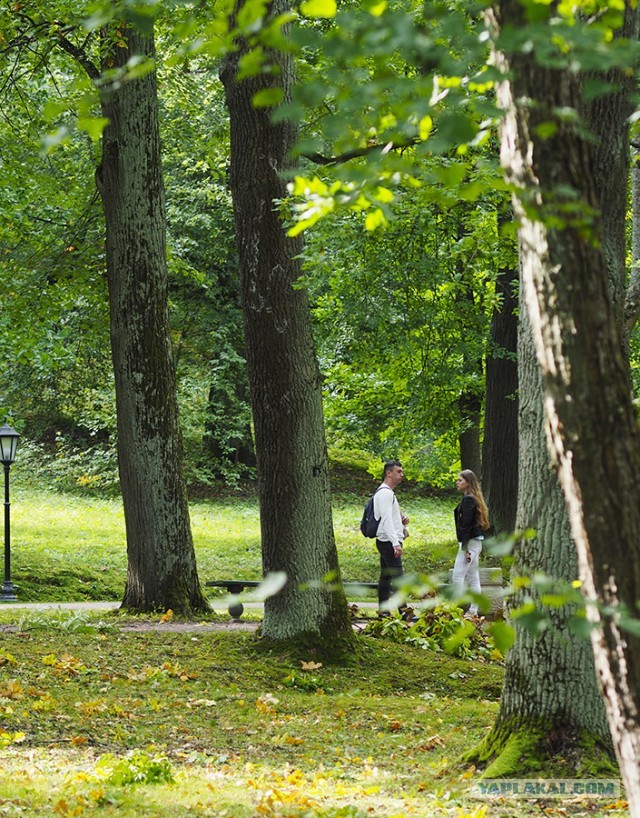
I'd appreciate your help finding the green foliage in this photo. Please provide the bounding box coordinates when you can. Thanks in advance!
[95,750,175,786]
[0,8,113,448]
[0,0,514,489]
[364,603,501,661]
[4,0,640,498]
[14,438,120,496]
[282,668,328,692]
[302,192,511,483]
[157,48,255,483]
[14,609,117,634]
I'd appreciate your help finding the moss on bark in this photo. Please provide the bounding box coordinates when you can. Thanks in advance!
[463,718,618,779]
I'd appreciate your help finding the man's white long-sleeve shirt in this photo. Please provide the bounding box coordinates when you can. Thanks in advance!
[373,483,404,546]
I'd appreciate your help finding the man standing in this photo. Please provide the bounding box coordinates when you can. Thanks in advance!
[374,459,409,614]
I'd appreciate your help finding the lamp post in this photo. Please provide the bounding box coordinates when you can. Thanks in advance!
[0,423,20,602]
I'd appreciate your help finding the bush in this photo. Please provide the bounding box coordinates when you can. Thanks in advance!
[364,603,501,661]
[13,437,120,495]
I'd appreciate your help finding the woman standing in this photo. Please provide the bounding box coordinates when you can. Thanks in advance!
[452,469,490,620]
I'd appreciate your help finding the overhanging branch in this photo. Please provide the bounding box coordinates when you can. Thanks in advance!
[302,136,420,166]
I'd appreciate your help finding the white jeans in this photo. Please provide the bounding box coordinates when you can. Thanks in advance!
[452,538,483,615]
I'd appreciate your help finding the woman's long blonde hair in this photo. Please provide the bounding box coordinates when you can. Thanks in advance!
[459,469,490,531]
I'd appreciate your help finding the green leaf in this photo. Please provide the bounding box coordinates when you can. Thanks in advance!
[512,607,549,635]
[488,620,515,654]
[300,0,337,18]
[43,99,68,122]
[485,534,518,557]
[363,0,387,16]
[418,115,433,141]
[539,592,574,608]
[568,614,594,640]
[534,121,558,139]
[619,616,640,638]
[77,117,110,142]
[238,48,266,80]
[237,0,269,31]
[443,621,475,654]
[365,207,388,231]
[252,88,285,108]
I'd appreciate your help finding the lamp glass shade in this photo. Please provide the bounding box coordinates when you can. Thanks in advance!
[0,424,19,464]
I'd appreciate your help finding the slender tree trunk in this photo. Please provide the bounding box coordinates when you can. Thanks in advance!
[624,160,640,343]
[203,379,256,468]
[97,23,208,614]
[481,242,518,534]
[480,0,640,808]
[455,222,483,475]
[220,0,353,643]
[458,391,482,474]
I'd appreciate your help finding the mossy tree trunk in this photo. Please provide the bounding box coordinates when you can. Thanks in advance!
[220,0,354,643]
[97,22,208,615]
[477,0,640,808]
[470,305,610,775]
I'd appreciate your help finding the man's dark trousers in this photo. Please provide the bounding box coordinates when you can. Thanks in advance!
[376,539,403,607]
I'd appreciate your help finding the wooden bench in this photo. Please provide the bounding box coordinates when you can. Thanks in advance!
[207,572,504,619]
[206,580,260,618]
[206,579,378,619]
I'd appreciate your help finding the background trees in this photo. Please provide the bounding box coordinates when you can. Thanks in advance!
[2,4,209,613]
[0,0,516,490]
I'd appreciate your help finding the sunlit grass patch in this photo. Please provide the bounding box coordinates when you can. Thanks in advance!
[7,485,461,603]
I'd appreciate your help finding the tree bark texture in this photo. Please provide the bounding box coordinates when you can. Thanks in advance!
[458,390,482,476]
[492,0,640,808]
[220,0,353,642]
[455,230,483,475]
[624,161,640,342]
[98,24,208,614]
[491,302,608,749]
[481,243,518,534]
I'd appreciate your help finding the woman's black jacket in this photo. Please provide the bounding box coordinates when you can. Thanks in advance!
[454,494,483,549]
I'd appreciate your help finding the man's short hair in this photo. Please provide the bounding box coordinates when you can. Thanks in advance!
[382,459,402,480]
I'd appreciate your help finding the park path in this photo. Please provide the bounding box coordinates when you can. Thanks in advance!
[0,599,377,632]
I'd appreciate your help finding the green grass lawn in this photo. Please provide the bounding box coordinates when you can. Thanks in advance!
[9,483,463,603]
[0,610,626,818]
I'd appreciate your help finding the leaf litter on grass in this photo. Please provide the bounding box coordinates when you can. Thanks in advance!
[0,619,628,818]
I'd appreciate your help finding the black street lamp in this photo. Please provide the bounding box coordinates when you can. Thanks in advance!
[0,423,20,602]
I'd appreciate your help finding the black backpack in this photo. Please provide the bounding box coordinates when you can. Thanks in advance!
[360,487,386,538]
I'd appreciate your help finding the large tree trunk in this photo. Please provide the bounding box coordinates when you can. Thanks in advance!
[481,0,640,808]
[470,299,610,773]
[97,23,208,615]
[220,0,353,643]
[481,213,518,534]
